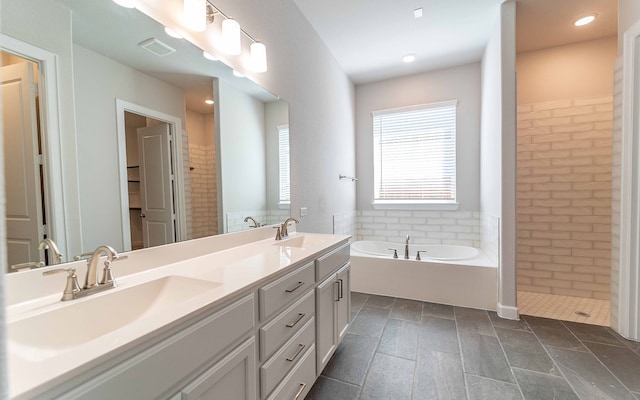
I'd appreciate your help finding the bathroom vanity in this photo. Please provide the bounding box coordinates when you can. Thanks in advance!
[5,227,350,399]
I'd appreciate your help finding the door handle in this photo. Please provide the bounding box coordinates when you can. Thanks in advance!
[140,213,146,218]
[338,278,344,299]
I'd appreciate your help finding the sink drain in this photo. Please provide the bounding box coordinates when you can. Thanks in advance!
[575,311,591,317]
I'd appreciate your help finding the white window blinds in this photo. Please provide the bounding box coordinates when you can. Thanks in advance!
[373,100,457,202]
[278,125,290,203]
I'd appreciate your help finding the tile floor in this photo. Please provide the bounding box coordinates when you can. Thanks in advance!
[305,292,640,400]
[518,291,610,326]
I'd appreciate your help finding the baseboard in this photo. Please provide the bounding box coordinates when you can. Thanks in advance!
[497,302,519,320]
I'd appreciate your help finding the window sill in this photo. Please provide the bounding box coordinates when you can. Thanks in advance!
[372,201,459,211]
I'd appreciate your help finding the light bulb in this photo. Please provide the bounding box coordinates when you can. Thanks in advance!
[250,42,267,73]
[184,0,206,32]
[222,19,241,55]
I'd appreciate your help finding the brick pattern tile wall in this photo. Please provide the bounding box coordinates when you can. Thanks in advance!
[189,143,217,239]
[354,210,482,248]
[182,131,193,240]
[611,60,623,326]
[517,96,613,300]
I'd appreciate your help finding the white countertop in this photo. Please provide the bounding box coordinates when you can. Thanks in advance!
[6,230,350,399]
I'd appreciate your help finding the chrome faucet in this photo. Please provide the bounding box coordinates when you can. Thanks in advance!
[404,235,410,259]
[39,238,63,265]
[44,245,126,301]
[281,217,299,238]
[243,216,262,228]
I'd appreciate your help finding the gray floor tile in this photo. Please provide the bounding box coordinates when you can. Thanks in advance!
[607,327,640,354]
[495,327,559,375]
[322,333,379,386]
[512,368,578,400]
[455,307,495,336]
[364,294,395,309]
[584,341,640,392]
[413,350,466,400]
[546,345,636,400]
[562,321,623,346]
[390,298,423,322]
[488,312,531,332]
[634,392,640,400]
[359,353,414,400]
[351,292,369,313]
[422,301,455,320]
[459,331,515,383]
[347,306,390,337]
[419,315,460,355]
[305,376,361,400]
[523,316,585,351]
[378,318,420,360]
[465,374,522,400]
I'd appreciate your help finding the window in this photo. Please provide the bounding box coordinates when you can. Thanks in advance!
[278,125,290,204]
[372,100,457,207]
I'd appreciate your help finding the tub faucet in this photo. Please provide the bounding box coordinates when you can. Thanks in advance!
[405,235,410,259]
[243,216,261,228]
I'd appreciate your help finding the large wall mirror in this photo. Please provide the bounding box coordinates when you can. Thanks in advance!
[1,0,290,272]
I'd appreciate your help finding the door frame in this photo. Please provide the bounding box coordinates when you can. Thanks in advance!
[115,99,187,251]
[0,33,67,262]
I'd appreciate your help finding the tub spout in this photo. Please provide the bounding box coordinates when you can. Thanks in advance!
[404,235,410,259]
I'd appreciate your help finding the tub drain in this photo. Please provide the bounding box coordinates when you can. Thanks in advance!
[575,311,591,317]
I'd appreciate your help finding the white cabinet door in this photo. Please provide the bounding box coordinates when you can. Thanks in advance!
[180,337,257,400]
[336,263,351,343]
[315,273,338,374]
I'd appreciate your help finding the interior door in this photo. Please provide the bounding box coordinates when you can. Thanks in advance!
[137,123,175,248]
[2,62,43,270]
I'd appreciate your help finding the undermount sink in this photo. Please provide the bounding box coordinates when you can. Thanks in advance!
[8,276,221,359]
[274,235,330,248]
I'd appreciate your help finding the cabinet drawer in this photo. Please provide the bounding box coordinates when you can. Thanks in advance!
[315,243,350,281]
[259,261,314,321]
[260,318,315,398]
[260,290,314,360]
[61,295,255,400]
[265,344,316,400]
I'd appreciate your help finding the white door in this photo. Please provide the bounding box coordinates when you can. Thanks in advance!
[2,62,43,270]
[137,123,175,248]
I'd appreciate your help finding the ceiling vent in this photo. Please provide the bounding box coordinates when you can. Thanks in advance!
[138,38,176,57]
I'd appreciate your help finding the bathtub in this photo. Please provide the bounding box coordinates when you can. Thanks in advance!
[350,241,497,310]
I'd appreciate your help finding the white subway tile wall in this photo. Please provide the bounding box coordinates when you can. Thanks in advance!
[517,96,613,300]
[189,143,217,239]
[611,60,623,327]
[226,209,289,233]
[332,211,357,237]
[353,210,482,247]
[481,213,500,265]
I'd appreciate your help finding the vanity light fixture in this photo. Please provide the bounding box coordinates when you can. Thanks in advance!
[402,53,416,63]
[113,0,135,8]
[184,0,207,32]
[164,27,183,39]
[205,99,215,105]
[222,18,242,55]
[574,14,597,27]
[250,42,268,73]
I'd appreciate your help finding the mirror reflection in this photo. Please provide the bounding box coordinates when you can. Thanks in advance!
[1,0,289,272]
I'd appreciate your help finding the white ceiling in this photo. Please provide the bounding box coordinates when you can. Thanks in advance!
[293,0,618,85]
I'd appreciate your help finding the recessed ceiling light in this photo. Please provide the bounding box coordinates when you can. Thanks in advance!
[205,99,214,105]
[402,53,416,63]
[414,8,423,19]
[574,14,597,27]
[203,51,218,61]
[164,27,183,39]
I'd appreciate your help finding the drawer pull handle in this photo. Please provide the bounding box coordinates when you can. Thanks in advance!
[285,281,304,293]
[286,313,306,328]
[294,382,307,400]
[286,343,306,362]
